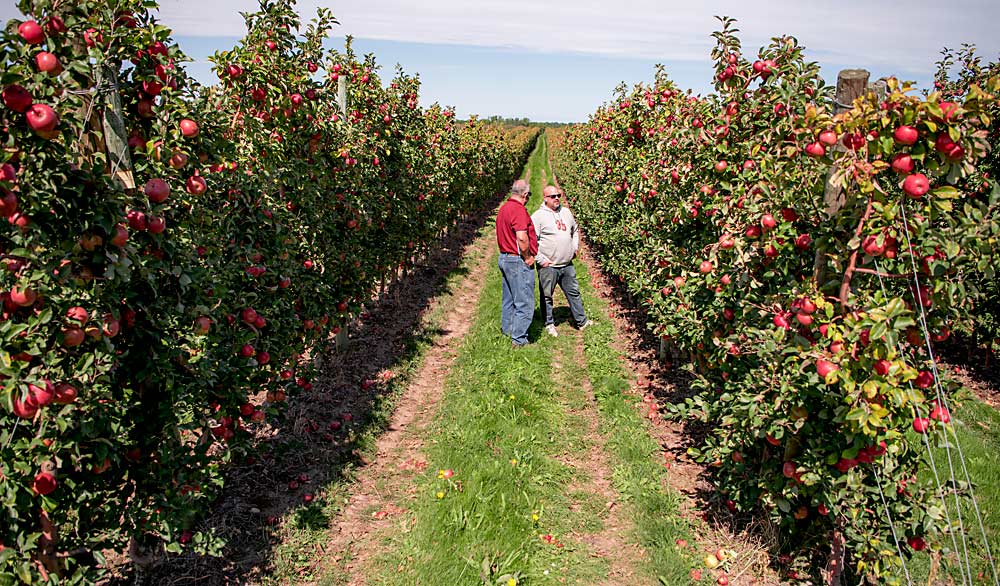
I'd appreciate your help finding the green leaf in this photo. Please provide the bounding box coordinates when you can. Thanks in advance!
[930,186,960,199]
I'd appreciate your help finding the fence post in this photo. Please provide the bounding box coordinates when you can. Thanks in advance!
[337,76,348,116]
[335,321,349,351]
[96,64,136,189]
[823,69,869,217]
[815,69,869,285]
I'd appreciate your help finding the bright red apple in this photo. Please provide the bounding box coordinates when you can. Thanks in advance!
[893,125,919,145]
[26,103,59,132]
[179,118,199,137]
[19,21,45,44]
[903,174,929,198]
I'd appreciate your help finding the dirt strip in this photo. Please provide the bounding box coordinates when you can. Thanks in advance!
[314,219,499,585]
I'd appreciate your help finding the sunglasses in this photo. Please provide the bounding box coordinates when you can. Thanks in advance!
[545,193,561,198]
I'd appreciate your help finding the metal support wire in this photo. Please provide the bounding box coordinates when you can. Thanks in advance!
[873,466,915,586]
[872,259,967,585]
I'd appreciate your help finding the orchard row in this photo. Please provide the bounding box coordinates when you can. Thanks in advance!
[0,0,536,582]
[551,18,999,583]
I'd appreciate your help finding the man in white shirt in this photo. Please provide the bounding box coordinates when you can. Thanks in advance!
[531,185,592,337]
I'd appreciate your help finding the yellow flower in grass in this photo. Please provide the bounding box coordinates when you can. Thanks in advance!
[506,579,517,586]
[436,491,445,499]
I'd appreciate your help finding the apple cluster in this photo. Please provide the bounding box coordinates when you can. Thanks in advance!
[0,0,535,583]
[551,16,999,582]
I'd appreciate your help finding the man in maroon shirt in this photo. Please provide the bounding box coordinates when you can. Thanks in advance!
[496,179,538,347]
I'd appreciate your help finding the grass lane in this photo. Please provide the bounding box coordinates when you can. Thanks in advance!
[359,137,695,585]
[908,393,1000,584]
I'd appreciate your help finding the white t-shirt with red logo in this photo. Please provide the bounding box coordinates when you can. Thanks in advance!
[531,204,578,267]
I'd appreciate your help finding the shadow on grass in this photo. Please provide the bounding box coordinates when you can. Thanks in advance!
[109,188,513,586]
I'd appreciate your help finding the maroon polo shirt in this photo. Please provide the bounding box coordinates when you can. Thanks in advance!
[496,197,538,256]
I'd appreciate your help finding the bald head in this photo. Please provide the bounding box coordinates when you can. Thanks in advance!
[542,185,562,210]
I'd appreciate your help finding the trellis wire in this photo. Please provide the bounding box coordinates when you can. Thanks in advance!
[897,198,999,586]
[873,259,965,585]
[873,466,915,585]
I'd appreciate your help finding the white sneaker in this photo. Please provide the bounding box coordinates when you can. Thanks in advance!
[545,324,558,337]
[579,319,595,330]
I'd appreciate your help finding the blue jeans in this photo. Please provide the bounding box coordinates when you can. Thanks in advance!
[538,263,587,327]
[498,253,535,346]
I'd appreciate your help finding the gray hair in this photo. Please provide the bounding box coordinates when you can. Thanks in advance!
[511,179,529,196]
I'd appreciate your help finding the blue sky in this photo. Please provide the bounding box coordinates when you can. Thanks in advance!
[5,1,1000,122]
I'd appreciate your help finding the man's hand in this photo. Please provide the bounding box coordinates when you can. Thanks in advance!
[540,259,552,268]
[525,255,535,268]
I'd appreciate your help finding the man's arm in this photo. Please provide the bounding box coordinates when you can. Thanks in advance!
[516,230,535,267]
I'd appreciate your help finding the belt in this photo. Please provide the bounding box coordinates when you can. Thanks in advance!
[500,252,520,256]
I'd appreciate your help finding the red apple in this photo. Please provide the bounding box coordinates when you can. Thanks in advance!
[10,286,37,306]
[930,404,950,423]
[913,417,930,433]
[186,174,207,195]
[66,306,89,323]
[761,213,778,230]
[147,216,165,234]
[915,370,934,389]
[19,21,45,44]
[873,359,890,376]
[53,383,78,404]
[109,223,128,247]
[12,394,39,418]
[903,174,929,198]
[699,260,713,274]
[35,52,62,75]
[194,315,211,334]
[144,178,170,203]
[240,344,255,357]
[26,103,59,132]
[907,536,926,551]
[804,142,825,157]
[179,118,199,137]
[168,151,188,169]
[893,125,919,145]
[891,153,914,174]
[33,471,57,495]
[816,359,839,380]
[28,381,55,406]
[818,130,838,145]
[62,325,85,347]
[0,189,17,218]
[2,85,32,113]
[256,351,270,364]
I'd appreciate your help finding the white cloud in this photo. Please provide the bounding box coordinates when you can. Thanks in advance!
[3,1,997,73]
[145,0,1000,74]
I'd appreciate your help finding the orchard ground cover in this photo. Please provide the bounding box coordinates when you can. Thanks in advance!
[292,141,738,586]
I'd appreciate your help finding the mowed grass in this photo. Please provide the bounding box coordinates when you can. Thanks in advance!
[525,130,550,194]
[572,264,696,585]
[364,249,611,585]
[908,393,1000,584]
[356,137,695,585]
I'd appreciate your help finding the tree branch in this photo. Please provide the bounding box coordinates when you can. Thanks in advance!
[839,198,873,312]
[853,267,914,279]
